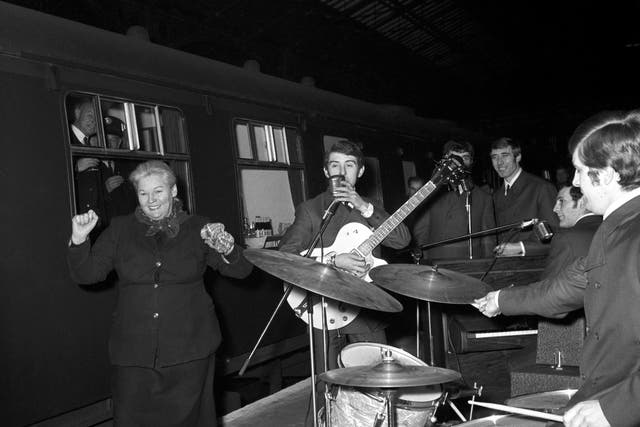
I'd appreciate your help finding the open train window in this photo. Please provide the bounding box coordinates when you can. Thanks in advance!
[65,92,192,240]
[234,119,305,245]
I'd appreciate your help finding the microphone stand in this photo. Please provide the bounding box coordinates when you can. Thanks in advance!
[239,200,340,427]
[465,190,473,260]
[416,219,537,252]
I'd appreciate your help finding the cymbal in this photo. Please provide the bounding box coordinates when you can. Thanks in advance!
[243,249,403,313]
[505,389,576,413]
[369,264,493,304]
[319,356,460,388]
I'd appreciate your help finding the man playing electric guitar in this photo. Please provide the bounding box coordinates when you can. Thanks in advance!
[279,140,411,371]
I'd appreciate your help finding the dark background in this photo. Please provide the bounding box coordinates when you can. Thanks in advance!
[7,0,640,144]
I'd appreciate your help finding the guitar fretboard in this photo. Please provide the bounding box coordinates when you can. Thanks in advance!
[357,182,437,255]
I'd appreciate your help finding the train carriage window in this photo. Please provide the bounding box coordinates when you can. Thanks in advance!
[235,123,253,159]
[286,128,303,163]
[100,99,130,150]
[134,105,161,153]
[252,125,270,161]
[66,92,192,241]
[160,108,188,154]
[234,119,305,243]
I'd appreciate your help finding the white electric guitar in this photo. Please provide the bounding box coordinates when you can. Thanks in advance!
[286,156,466,329]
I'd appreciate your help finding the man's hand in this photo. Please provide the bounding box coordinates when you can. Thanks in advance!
[564,400,610,427]
[71,210,99,244]
[334,252,368,277]
[105,175,124,193]
[76,157,99,172]
[494,242,523,257]
[333,182,367,211]
[472,291,501,317]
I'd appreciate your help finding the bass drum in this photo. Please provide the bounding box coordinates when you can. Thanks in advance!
[456,415,547,426]
[325,343,443,427]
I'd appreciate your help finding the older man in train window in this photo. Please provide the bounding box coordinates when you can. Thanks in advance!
[69,97,134,237]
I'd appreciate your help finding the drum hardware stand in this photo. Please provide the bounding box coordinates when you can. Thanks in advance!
[238,201,339,427]
[468,382,483,420]
[410,249,437,366]
[372,389,398,427]
[428,391,448,424]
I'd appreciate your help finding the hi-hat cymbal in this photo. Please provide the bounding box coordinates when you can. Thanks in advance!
[369,264,492,304]
[319,357,460,388]
[243,249,402,313]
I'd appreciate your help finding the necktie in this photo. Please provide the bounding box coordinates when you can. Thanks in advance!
[505,184,510,196]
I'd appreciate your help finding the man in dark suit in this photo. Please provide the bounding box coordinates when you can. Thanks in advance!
[70,98,134,237]
[542,185,602,278]
[412,140,496,260]
[490,137,558,256]
[279,140,410,371]
[474,110,640,427]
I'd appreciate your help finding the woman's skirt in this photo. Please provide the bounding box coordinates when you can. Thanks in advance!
[111,354,216,427]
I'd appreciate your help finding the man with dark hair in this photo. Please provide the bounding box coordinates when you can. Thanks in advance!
[542,185,602,278]
[279,140,411,370]
[490,137,558,256]
[412,140,496,260]
[475,110,640,427]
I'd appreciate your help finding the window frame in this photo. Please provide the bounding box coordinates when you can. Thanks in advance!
[232,117,307,241]
[64,91,195,217]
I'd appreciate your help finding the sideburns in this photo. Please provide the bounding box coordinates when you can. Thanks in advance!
[587,169,600,185]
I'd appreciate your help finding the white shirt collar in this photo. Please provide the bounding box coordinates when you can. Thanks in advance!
[603,187,640,219]
[71,124,87,144]
[575,212,597,223]
[504,167,522,188]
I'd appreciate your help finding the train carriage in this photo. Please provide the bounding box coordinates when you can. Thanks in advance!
[0,2,476,425]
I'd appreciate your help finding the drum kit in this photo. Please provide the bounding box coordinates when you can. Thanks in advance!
[243,249,576,426]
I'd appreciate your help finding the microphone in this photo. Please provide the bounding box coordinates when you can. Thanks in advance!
[533,219,554,242]
[519,218,554,242]
[321,199,340,221]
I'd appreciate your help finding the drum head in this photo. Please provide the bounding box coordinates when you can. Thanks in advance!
[338,343,441,403]
[457,415,547,426]
[339,342,424,368]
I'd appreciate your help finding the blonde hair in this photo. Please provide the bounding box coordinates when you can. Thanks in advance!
[129,160,176,190]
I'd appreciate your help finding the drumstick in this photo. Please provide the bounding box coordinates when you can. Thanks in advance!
[467,400,564,423]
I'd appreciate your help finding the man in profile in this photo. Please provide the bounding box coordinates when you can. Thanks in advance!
[542,185,601,278]
[490,137,558,256]
[279,140,410,371]
[475,110,640,426]
[412,140,495,260]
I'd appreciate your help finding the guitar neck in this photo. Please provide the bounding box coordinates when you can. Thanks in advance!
[357,181,438,255]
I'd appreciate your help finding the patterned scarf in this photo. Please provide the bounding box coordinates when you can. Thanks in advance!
[135,198,189,239]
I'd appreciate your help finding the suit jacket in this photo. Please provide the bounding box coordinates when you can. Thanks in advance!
[412,185,496,260]
[68,213,253,367]
[541,214,602,279]
[278,190,411,333]
[499,195,640,426]
[493,170,558,255]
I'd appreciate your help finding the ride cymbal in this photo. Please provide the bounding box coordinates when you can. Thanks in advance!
[369,264,492,304]
[244,249,402,313]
